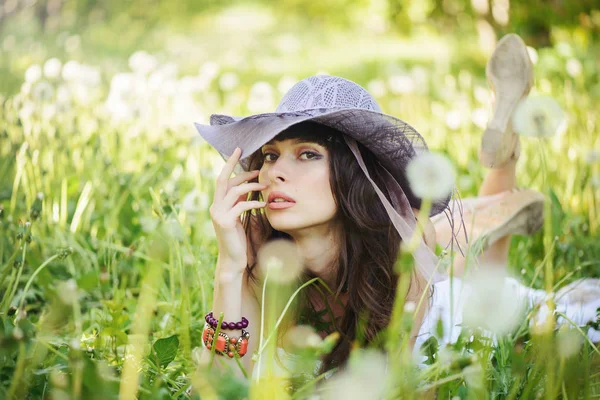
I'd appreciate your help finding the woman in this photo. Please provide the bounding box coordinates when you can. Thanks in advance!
[196,34,600,380]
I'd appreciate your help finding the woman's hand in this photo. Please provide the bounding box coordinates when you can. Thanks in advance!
[209,148,268,270]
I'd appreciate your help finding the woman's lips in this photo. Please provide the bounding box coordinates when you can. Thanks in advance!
[267,201,295,210]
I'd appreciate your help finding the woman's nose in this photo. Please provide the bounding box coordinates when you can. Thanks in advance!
[267,156,290,183]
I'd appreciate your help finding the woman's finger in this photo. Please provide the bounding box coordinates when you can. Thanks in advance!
[229,201,267,218]
[228,169,261,190]
[223,182,268,208]
[214,147,241,201]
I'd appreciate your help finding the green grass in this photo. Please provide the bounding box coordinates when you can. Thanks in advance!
[0,6,599,399]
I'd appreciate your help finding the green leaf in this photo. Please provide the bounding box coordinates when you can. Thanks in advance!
[152,334,179,368]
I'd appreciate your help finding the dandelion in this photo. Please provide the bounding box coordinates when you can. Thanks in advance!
[406,152,456,201]
[277,75,297,94]
[566,58,582,78]
[256,239,303,284]
[62,60,81,81]
[388,74,415,94]
[322,349,389,400]
[512,96,567,138]
[403,301,416,313]
[367,79,387,98]
[247,81,274,113]
[219,72,239,91]
[462,269,526,336]
[557,328,583,359]
[128,51,157,75]
[182,189,209,214]
[43,58,62,79]
[25,64,42,83]
[282,325,323,350]
[57,279,79,306]
[445,110,463,130]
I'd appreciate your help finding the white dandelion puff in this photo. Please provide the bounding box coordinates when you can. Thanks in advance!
[557,328,583,359]
[388,74,415,94]
[247,81,274,113]
[283,325,323,350]
[566,58,582,78]
[367,79,387,98]
[62,60,81,81]
[512,96,567,138]
[181,189,209,214]
[445,109,463,130]
[219,72,239,91]
[257,239,303,284]
[406,152,456,201]
[57,279,79,305]
[25,64,42,83]
[462,269,526,336]
[322,349,389,400]
[43,58,62,79]
[32,81,54,102]
[129,51,157,75]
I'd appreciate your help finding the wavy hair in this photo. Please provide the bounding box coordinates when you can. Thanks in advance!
[242,121,426,374]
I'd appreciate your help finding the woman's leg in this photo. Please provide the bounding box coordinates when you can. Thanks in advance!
[475,153,518,268]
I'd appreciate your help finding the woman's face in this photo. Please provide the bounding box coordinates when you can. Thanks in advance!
[258,138,337,234]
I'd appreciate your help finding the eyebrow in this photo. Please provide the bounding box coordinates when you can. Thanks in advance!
[263,138,321,146]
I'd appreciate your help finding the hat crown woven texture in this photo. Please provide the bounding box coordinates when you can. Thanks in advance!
[275,75,382,113]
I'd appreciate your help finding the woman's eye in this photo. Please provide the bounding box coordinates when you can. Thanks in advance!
[263,152,277,162]
[300,151,319,160]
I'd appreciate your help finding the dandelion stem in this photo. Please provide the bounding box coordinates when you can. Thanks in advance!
[17,254,60,314]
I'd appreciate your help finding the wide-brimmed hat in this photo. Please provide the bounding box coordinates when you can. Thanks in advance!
[195,75,454,283]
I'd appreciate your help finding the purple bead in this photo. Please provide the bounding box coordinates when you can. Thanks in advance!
[242,317,247,322]
[205,315,209,322]
[242,320,248,328]
[235,322,243,329]
[221,321,227,329]
[211,318,217,326]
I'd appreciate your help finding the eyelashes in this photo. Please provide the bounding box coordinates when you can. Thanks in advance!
[262,151,322,163]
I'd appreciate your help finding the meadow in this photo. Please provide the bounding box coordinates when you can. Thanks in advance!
[0,3,599,399]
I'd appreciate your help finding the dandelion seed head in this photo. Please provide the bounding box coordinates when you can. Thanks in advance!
[406,152,456,201]
[129,51,157,75]
[283,325,323,350]
[557,328,583,359]
[219,72,239,91]
[462,269,526,336]
[12,327,24,340]
[25,64,42,83]
[403,301,416,313]
[43,58,62,79]
[566,58,582,78]
[512,96,567,138]
[257,239,302,283]
[32,81,54,102]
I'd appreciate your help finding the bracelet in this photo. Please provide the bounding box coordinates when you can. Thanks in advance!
[202,324,250,358]
[204,311,249,330]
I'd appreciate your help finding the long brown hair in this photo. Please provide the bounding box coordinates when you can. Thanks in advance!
[242,121,423,374]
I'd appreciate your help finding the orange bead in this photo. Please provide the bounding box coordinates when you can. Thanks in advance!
[208,328,214,335]
[215,335,227,352]
[239,338,248,356]
[228,352,234,358]
[207,336,213,343]
[202,328,209,343]
[206,343,211,350]
[230,337,237,344]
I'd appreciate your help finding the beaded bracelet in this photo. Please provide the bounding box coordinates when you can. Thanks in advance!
[204,311,249,330]
[202,324,250,358]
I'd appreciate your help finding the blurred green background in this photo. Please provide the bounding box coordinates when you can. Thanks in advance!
[1,0,599,398]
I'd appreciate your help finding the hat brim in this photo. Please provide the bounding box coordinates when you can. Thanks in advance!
[194,107,450,216]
